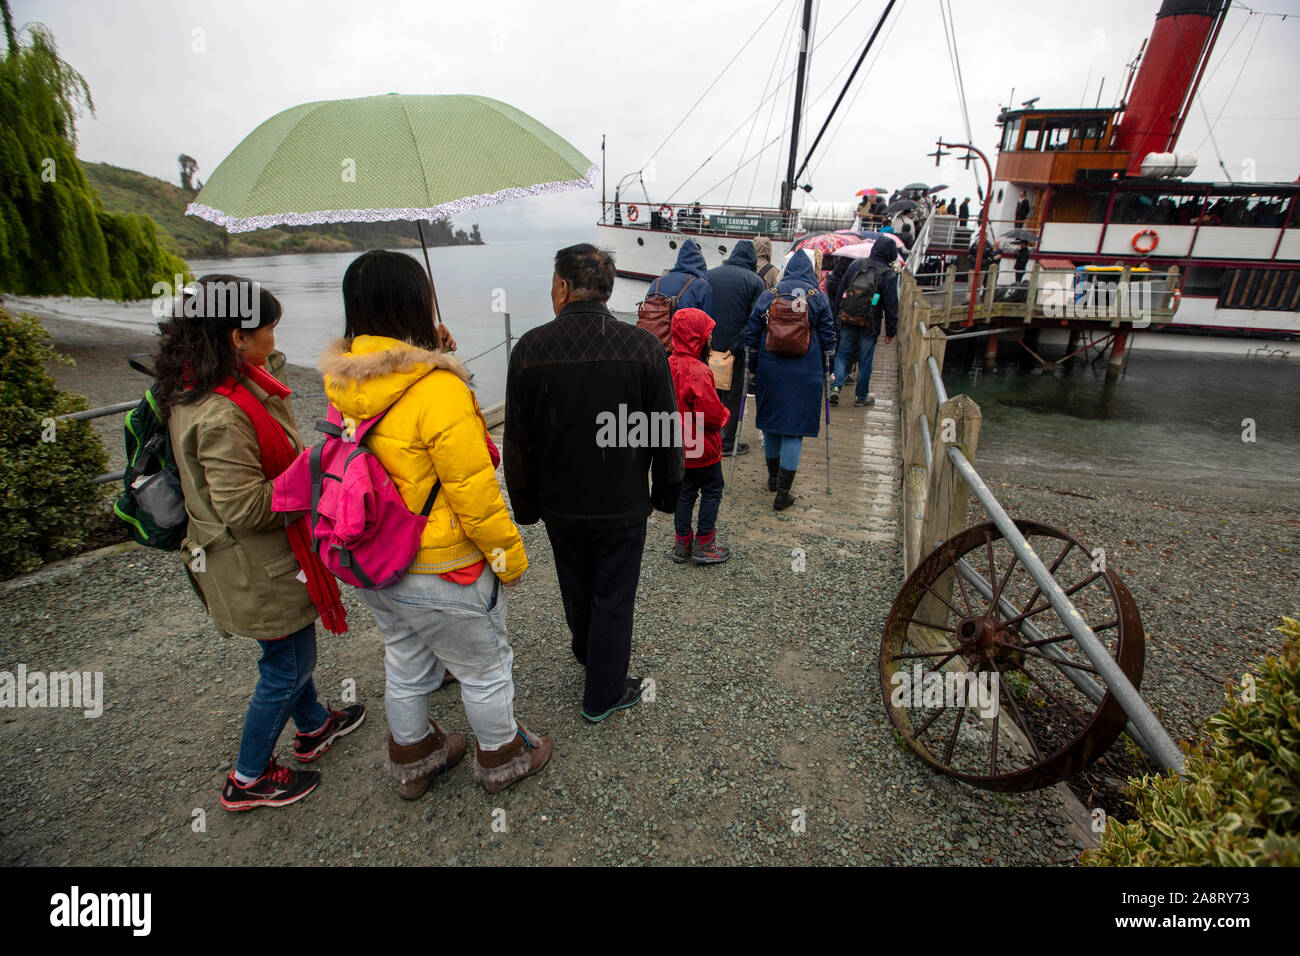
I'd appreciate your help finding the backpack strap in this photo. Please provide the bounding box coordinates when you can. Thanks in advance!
[308,441,327,550]
[419,479,442,517]
[674,275,695,305]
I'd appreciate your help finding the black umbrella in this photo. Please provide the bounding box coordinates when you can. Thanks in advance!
[886,199,921,215]
[902,181,929,192]
[926,184,949,195]
[1001,228,1037,242]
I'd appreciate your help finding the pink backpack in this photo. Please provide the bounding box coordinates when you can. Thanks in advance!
[272,405,438,590]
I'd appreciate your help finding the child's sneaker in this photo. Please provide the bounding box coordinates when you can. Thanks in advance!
[221,757,319,812]
[671,533,693,564]
[692,532,731,565]
[293,703,366,762]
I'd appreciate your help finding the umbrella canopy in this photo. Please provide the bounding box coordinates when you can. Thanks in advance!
[1001,228,1037,243]
[926,184,949,195]
[901,182,929,192]
[855,188,879,197]
[886,198,921,215]
[792,231,865,256]
[828,235,907,260]
[186,93,596,233]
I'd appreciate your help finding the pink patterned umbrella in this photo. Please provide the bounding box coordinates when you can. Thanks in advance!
[792,231,864,256]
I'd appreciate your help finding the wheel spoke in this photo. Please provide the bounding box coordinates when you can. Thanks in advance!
[985,534,998,615]
[1017,539,1073,622]
[986,655,1044,760]
[1020,659,1090,727]
[990,551,1020,617]
[943,705,967,764]
[922,580,965,619]
[911,700,949,740]
[891,648,962,665]
[1003,571,1104,629]
[1018,646,1100,675]
[1022,620,1117,649]
[902,617,955,633]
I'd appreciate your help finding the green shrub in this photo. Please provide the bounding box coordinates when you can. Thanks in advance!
[1084,617,1300,866]
[0,308,110,578]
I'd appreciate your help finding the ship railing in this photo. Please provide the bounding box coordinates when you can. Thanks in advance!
[893,270,1185,777]
[601,200,800,239]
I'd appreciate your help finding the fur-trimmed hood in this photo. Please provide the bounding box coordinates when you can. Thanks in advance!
[319,334,471,421]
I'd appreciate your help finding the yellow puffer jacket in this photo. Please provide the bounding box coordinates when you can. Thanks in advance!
[319,335,526,581]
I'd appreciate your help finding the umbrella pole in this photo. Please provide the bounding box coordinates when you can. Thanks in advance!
[416,221,444,328]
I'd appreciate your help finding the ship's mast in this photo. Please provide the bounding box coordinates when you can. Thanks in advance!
[780,0,814,214]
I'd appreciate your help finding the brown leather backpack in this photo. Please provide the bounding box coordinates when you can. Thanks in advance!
[764,292,815,357]
[636,276,695,351]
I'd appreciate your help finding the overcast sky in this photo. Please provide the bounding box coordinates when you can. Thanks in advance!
[14,0,1300,240]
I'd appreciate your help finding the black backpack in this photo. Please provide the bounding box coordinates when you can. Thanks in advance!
[839,262,886,326]
[112,355,188,550]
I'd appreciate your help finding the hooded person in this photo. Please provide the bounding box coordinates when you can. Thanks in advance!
[667,308,731,565]
[742,249,837,510]
[319,250,548,801]
[830,237,899,408]
[646,238,714,316]
[704,240,766,455]
[752,236,781,291]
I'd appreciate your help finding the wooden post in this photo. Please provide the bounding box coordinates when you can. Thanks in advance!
[982,260,999,318]
[1113,265,1130,328]
[1024,261,1040,324]
[917,394,982,622]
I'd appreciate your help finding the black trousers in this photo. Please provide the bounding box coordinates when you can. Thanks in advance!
[545,520,647,713]
[718,347,747,451]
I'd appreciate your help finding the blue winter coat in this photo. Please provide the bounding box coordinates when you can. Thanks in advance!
[743,249,836,437]
[705,240,765,354]
[648,239,714,316]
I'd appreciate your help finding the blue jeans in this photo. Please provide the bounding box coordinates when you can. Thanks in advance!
[833,323,878,401]
[763,432,803,470]
[236,623,330,779]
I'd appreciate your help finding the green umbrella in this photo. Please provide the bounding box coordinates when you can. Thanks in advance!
[186,92,595,321]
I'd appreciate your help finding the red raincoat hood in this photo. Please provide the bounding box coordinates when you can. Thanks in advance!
[670,307,715,357]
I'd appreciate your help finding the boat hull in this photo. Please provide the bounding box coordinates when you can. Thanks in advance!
[595,223,792,279]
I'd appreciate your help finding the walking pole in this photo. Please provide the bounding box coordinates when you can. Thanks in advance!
[823,353,832,495]
[727,366,748,490]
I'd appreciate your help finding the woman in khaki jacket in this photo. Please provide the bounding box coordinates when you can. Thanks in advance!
[157,275,364,811]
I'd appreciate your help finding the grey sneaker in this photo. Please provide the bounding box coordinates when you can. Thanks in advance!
[854,394,876,407]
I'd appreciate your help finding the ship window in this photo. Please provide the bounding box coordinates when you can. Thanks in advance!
[1001,118,1022,151]
[669,240,678,250]
[1196,193,1290,227]
[1111,192,1203,225]
[1022,118,1043,151]
[1044,122,1072,151]
[1183,265,1223,297]
[637,237,645,246]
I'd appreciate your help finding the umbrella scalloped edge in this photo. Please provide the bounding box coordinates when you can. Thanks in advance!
[185,163,600,234]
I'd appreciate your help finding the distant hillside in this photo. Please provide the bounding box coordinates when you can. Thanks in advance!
[79,162,483,260]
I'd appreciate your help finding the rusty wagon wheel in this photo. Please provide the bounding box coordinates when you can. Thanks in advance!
[880,520,1144,792]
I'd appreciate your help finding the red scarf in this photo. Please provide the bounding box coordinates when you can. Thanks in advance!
[215,364,348,635]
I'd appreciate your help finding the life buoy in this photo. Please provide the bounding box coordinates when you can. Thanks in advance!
[627,204,639,222]
[1170,288,1182,311]
[1132,229,1158,254]
[659,205,672,217]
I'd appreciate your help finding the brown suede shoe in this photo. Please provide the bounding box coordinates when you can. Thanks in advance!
[472,721,553,795]
[386,721,467,800]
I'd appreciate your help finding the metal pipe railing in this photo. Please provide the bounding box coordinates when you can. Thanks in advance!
[907,314,1185,776]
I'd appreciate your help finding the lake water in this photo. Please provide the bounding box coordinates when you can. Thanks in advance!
[8,242,1300,487]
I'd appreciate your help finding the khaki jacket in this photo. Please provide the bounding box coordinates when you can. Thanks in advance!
[169,353,317,640]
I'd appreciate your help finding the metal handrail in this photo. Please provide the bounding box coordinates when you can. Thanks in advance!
[912,314,1185,775]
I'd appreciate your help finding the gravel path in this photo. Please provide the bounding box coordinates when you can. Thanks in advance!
[0,310,1085,866]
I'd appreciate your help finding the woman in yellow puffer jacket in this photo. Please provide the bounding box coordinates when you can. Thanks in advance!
[322,250,551,799]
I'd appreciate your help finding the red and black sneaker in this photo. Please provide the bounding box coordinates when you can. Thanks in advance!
[293,703,366,762]
[221,758,319,812]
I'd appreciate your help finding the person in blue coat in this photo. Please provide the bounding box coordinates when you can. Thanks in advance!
[648,239,714,316]
[743,249,836,511]
[705,240,765,456]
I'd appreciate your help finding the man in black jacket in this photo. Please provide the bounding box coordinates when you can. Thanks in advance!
[504,244,683,724]
[705,239,766,456]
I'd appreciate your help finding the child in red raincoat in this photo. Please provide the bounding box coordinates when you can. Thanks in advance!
[668,307,731,565]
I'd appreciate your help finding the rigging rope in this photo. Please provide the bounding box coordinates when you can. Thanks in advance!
[640,0,785,171]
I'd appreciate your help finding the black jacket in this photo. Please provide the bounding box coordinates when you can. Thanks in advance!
[833,238,900,337]
[503,301,683,530]
[705,241,766,354]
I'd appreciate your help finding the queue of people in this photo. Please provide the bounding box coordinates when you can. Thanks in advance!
[162,230,902,814]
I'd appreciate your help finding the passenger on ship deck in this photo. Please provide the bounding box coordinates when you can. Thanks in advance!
[753,235,782,291]
[743,249,836,512]
[651,238,715,316]
[704,239,766,457]
[959,197,971,227]
[1015,190,1031,229]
